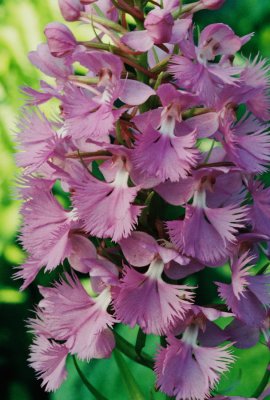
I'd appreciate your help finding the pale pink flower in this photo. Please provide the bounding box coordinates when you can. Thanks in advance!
[37,274,116,361]
[29,336,69,392]
[72,159,142,241]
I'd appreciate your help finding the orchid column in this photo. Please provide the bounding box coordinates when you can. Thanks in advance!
[15,0,270,399]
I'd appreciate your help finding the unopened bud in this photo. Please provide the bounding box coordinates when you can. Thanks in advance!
[144,9,174,44]
[80,0,97,4]
[58,0,83,21]
[194,0,225,11]
[44,22,77,57]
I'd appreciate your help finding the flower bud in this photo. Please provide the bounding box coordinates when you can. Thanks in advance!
[80,0,97,4]
[204,0,225,8]
[196,0,225,11]
[144,8,174,44]
[58,0,83,21]
[44,22,77,57]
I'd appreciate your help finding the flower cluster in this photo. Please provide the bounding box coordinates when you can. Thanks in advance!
[16,0,270,399]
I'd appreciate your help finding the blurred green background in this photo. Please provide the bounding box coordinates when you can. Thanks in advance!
[0,1,270,399]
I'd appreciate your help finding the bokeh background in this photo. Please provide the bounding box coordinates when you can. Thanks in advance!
[0,0,270,399]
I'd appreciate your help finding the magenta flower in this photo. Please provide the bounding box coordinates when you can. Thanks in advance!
[67,233,119,290]
[221,113,270,174]
[14,0,270,397]
[84,0,118,21]
[22,81,59,106]
[113,261,194,335]
[225,319,260,349]
[16,109,66,174]
[239,56,270,121]
[217,251,270,326]
[113,231,195,334]
[144,9,174,44]
[58,0,83,21]
[44,22,77,57]
[167,189,248,265]
[132,124,198,182]
[194,0,226,10]
[131,84,202,182]
[36,274,116,361]
[20,191,77,270]
[28,43,72,82]
[155,327,234,400]
[250,181,270,237]
[73,159,142,241]
[61,52,154,141]
[121,7,191,52]
[169,23,246,102]
[170,305,232,347]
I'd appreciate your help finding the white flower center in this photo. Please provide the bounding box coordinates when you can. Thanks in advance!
[56,126,68,138]
[182,324,199,347]
[192,190,207,208]
[197,38,219,64]
[100,86,114,105]
[146,258,164,280]
[159,115,176,138]
[95,286,112,310]
[67,208,79,221]
[113,167,129,188]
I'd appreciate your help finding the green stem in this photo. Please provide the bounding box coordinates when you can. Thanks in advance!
[150,56,170,73]
[114,331,154,370]
[136,52,149,83]
[182,107,211,119]
[82,12,127,33]
[154,71,164,90]
[135,328,147,357]
[77,150,93,175]
[66,150,111,159]
[139,191,155,226]
[252,365,270,398]
[121,56,156,78]
[256,262,270,275]
[81,42,155,78]
[111,0,144,21]
[116,120,124,144]
[203,139,215,164]
[82,41,140,57]
[134,51,151,112]
[171,0,182,19]
[68,75,99,85]
[82,40,122,54]
[196,161,234,169]
[72,356,108,400]
[172,1,200,19]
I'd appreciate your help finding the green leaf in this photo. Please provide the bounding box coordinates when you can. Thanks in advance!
[72,356,107,400]
[114,350,145,400]
[114,330,154,369]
